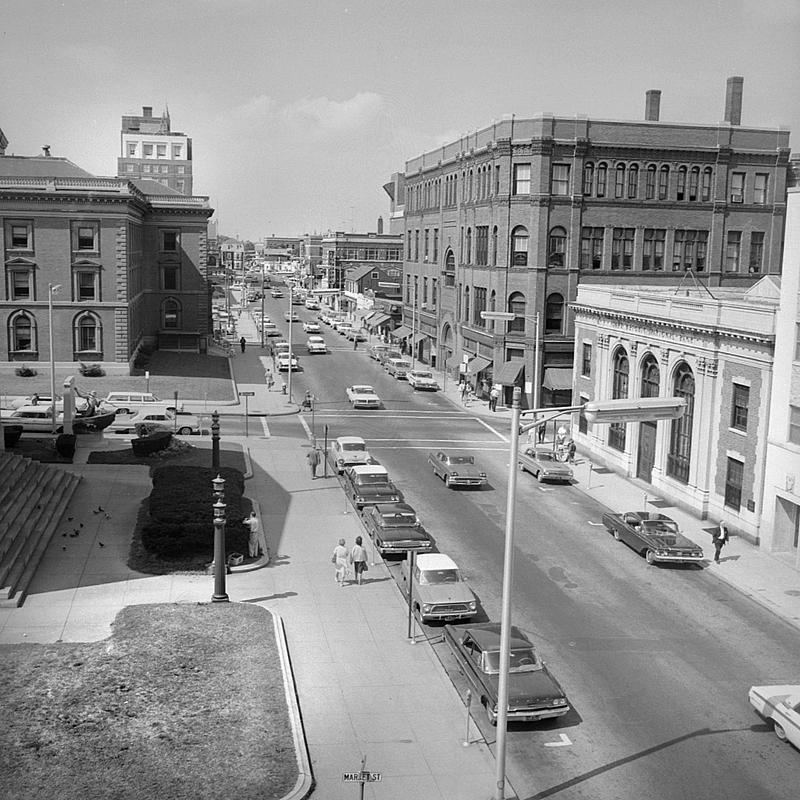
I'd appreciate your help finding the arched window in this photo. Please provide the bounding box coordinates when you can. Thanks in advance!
[627,164,639,199]
[658,165,670,200]
[74,312,101,354]
[689,167,700,201]
[469,170,474,200]
[667,363,695,483]
[545,293,564,334]
[548,227,567,268]
[640,355,660,398]
[9,311,35,353]
[489,289,496,313]
[507,292,526,333]
[645,164,657,199]
[583,162,594,195]
[463,286,470,323]
[677,166,687,201]
[609,348,629,451]
[702,167,713,201]
[511,226,528,266]
[162,297,181,329]
[615,163,626,198]
[491,226,498,265]
[466,228,472,264]
[596,163,607,197]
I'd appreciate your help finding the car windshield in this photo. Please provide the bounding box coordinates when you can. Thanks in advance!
[641,520,679,534]
[419,569,460,585]
[534,451,556,462]
[447,456,475,465]
[414,372,433,379]
[381,512,416,525]
[483,647,541,674]
[353,387,375,394]
[341,442,365,452]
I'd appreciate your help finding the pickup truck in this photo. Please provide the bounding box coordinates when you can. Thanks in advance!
[399,553,477,622]
[748,684,800,747]
[600,511,704,565]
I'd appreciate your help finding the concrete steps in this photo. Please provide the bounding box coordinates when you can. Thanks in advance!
[0,451,82,607]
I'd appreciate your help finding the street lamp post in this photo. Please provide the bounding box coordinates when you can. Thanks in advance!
[260,263,266,348]
[287,290,294,402]
[48,283,61,434]
[211,474,229,603]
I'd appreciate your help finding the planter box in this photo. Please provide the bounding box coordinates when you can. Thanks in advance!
[55,433,77,458]
[3,425,23,448]
[132,430,173,456]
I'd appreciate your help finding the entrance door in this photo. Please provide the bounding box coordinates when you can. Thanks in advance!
[637,421,656,482]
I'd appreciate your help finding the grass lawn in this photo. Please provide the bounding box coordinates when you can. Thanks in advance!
[0,603,299,800]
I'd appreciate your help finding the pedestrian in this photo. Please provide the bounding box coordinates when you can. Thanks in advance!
[331,538,348,586]
[302,390,313,411]
[281,379,287,395]
[265,371,275,392]
[566,439,576,463]
[306,445,321,479]
[489,385,500,412]
[243,511,262,559]
[239,336,247,353]
[460,381,468,403]
[712,520,729,563]
[349,535,368,585]
[31,392,40,405]
[537,418,547,443]
[353,337,359,350]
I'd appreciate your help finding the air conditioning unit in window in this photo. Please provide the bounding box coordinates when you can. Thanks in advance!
[730,195,744,203]
[423,256,428,262]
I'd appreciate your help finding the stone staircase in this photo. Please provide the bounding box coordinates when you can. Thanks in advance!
[0,451,82,607]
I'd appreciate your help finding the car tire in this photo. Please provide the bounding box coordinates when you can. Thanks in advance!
[645,549,656,565]
[613,529,621,541]
[483,699,498,727]
[178,426,192,435]
[445,475,452,488]
[536,471,544,483]
[774,722,787,741]
[117,407,130,415]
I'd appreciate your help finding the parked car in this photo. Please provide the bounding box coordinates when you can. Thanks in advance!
[361,502,432,556]
[749,684,800,747]
[386,358,412,379]
[601,511,704,565]
[518,446,573,483]
[276,352,299,371]
[399,553,477,622]
[337,322,353,338]
[369,344,391,362]
[329,436,372,473]
[1,405,64,432]
[305,299,320,310]
[407,370,440,391]
[102,391,174,415]
[341,464,403,509]
[346,328,367,342]
[444,622,570,725]
[9,394,88,411]
[270,289,283,298]
[306,335,327,354]
[262,321,280,335]
[379,348,403,366]
[428,450,488,488]
[110,407,204,435]
[346,384,381,408]
[303,321,321,333]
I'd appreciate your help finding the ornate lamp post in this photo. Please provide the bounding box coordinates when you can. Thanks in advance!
[211,474,229,603]
[48,283,61,434]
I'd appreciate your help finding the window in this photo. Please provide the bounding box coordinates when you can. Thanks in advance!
[724,457,744,511]
[611,228,634,270]
[432,278,438,309]
[126,164,135,173]
[667,363,695,483]
[127,142,137,157]
[596,163,607,197]
[157,144,167,158]
[725,231,742,272]
[511,226,529,266]
[161,230,179,252]
[641,355,660,398]
[548,227,567,268]
[507,292,526,333]
[731,384,749,431]
[642,229,665,270]
[552,164,570,195]
[581,343,592,377]
[609,349,629,452]
[466,228,472,263]
[9,312,34,352]
[172,144,183,159]
[495,165,501,195]
[672,230,709,271]
[444,251,455,287]
[142,164,151,173]
[790,406,800,445]
[162,265,180,291]
[10,223,31,249]
[475,226,489,265]
[702,167,713,201]
[10,270,33,300]
[424,229,429,260]
[645,165,656,199]
[689,167,700,201]
[162,298,181,329]
[754,173,768,204]
[74,271,97,301]
[74,313,100,353]
[469,170,474,201]
[676,166,687,201]
[422,277,428,304]
[583,163,594,195]
[474,287,487,326]
[730,172,745,203]
[414,230,419,261]
[176,180,185,193]
[463,286,470,322]
[580,227,604,269]
[406,230,411,259]
[615,164,626,198]
[143,144,154,157]
[433,229,439,262]
[658,165,670,200]
[71,222,98,252]
[513,163,531,195]
[627,164,639,199]
[749,232,765,273]
[177,166,185,174]
[545,293,564,334]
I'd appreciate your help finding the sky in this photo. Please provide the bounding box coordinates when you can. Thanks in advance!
[1,0,798,241]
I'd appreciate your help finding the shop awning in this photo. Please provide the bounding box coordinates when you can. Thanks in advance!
[467,356,492,375]
[543,368,573,391]
[391,325,412,339]
[409,332,427,345]
[369,313,391,327]
[362,312,377,324]
[495,358,525,385]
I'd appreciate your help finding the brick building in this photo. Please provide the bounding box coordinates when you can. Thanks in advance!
[393,78,791,405]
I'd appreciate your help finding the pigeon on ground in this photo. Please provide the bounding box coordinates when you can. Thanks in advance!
[98,542,105,548]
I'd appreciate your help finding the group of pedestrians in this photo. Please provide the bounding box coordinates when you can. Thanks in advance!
[331,536,368,586]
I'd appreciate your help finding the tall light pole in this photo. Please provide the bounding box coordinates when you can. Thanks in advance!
[286,289,294,402]
[532,312,541,411]
[48,283,62,434]
[411,278,418,370]
[260,262,266,348]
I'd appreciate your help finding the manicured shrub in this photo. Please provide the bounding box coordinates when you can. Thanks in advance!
[3,425,23,447]
[55,433,77,458]
[14,364,37,377]
[78,361,106,377]
[131,430,172,456]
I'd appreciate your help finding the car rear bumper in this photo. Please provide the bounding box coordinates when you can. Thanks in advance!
[653,553,704,563]
[422,607,475,622]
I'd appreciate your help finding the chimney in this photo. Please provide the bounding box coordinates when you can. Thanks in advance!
[645,90,661,121]
[142,106,153,118]
[42,145,51,157]
[724,76,744,125]
[377,216,384,235]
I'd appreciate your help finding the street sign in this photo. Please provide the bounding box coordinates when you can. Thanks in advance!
[239,391,255,396]
[342,772,382,782]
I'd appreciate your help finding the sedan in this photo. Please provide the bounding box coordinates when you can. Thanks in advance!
[284,311,300,322]
[428,450,488,488]
[361,502,433,556]
[407,370,440,391]
[518,446,573,483]
[444,622,570,725]
[346,384,381,409]
[276,353,299,371]
[303,321,321,334]
[270,289,283,298]
[1,405,63,432]
[345,328,367,342]
[329,436,372,474]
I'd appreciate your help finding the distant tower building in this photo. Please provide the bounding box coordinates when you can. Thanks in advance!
[377,216,384,234]
[116,105,193,194]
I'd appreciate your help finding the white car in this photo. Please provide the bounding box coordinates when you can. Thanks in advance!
[305,299,320,310]
[110,408,204,435]
[276,352,299,371]
[303,321,321,333]
[329,435,372,473]
[346,384,381,408]
[749,685,800,747]
[284,311,300,322]
[306,336,327,354]
[407,370,440,391]
[1,405,64,432]
[337,323,353,337]
[345,327,367,342]
[9,394,89,411]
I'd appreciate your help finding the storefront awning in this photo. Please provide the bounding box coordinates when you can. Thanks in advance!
[543,368,573,391]
[369,313,391,327]
[494,358,525,385]
[409,332,427,345]
[391,325,412,339]
[467,356,492,375]
[362,312,377,324]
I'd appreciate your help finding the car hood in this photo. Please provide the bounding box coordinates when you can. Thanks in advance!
[484,667,566,707]
[375,524,428,542]
[647,532,700,550]
[417,584,474,604]
[355,483,401,498]
[444,464,484,476]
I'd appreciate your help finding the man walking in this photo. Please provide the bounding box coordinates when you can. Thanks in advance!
[489,385,500,412]
[712,520,729,563]
[306,446,321,479]
[243,511,262,559]
[239,336,247,354]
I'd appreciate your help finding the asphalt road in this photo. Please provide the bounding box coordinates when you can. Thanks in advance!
[256,297,800,799]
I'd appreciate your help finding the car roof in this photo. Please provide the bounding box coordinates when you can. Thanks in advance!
[336,436,366,445]
[350,464,388,475]
[351,385,375,391]
[416,553,457,571]
[372,502,416,515]
[454,622,531,650]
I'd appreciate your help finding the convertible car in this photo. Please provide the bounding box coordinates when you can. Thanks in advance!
[601,511,704,565]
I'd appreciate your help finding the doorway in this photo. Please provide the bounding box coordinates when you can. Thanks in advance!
[637,421,656,482]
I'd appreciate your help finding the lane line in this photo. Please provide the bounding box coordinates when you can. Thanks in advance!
[297,414,311,440]
[544,734,572,748]
[369,445,509,451]
[474,416,510,443]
